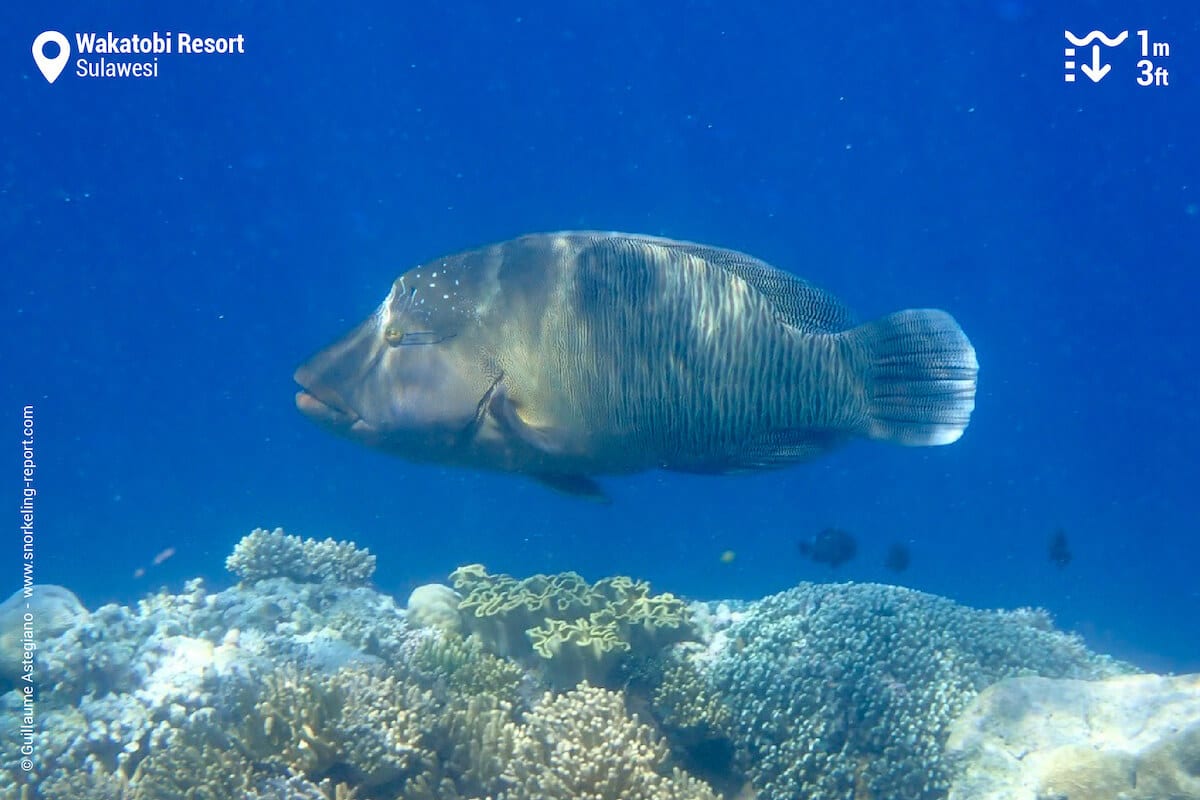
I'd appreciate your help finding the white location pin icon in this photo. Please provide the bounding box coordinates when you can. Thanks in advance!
[32,31,70,84]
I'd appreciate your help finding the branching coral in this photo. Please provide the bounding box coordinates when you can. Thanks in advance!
[408,631,525,697]
[230,662,435,788]
[232,663,343,777]
[651,657,732,738]
[36,759,130,800]
[128,725,255,800]
[27,529,1141,800]
[225,528,376,586]
[641,652,738,784]
[419,692,523,797]
[393,680,719,800]
[502,683,720,800]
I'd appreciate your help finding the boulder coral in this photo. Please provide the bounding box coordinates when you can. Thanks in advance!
[0,585,87,683]
[406,583,462,633]
[947,673,1200,800]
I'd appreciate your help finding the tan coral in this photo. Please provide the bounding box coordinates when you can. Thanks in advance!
[337,667,436,787]
[37,762,130,800]
[230,662,435,786]
[233,663,343,776]
[502,682,720,800]
[409,631,524,696]
[128,726,255,800]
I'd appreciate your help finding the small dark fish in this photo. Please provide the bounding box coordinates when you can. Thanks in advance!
[884,542,911,573]
[1048,529,1071,569]
[798,527,857,568]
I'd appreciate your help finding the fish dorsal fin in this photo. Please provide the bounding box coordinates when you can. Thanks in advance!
[661,240,857,333]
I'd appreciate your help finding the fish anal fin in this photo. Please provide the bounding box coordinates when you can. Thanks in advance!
[679,428,845,473]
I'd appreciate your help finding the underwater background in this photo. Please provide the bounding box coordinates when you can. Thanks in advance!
[3,0,1198,676]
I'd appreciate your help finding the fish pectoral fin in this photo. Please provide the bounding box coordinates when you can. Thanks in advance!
[487,387,571,456]
[530,472,611,504]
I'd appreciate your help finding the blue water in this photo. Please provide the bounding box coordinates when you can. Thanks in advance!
[4,2,1197,672]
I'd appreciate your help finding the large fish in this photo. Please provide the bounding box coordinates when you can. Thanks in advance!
[295,232,978,500]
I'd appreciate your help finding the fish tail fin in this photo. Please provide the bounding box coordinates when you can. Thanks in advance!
[852,309,978,445]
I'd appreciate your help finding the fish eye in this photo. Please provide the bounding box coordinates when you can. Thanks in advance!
[384,326,404,345]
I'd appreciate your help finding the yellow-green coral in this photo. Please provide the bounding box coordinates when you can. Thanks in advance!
[449,564,695,687]
[528,614,630,688]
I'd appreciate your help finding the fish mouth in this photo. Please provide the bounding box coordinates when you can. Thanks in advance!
[294,389,360,428]
[294,367,362,430]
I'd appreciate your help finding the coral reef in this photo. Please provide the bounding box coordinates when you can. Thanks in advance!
[11,530,409,797]
[9,529,721,800]
[651,653,733,739]
[225,527,376,586]
[5,527,1167,800]
[450,563,696,687]
[709,582,1134,800]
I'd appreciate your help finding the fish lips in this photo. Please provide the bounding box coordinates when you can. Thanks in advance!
[294,367,366,433]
